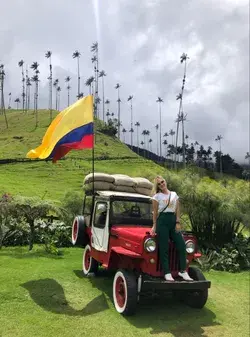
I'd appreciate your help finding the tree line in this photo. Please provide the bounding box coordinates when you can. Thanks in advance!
[0,44,249,179]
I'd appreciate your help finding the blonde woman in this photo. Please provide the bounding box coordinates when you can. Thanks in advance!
[150,175,193,282]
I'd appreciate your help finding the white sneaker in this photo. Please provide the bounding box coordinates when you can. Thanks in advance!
[178,271,193,281]
[164,273,175,281]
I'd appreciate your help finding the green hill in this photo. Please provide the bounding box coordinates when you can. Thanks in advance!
[0,110,164,201]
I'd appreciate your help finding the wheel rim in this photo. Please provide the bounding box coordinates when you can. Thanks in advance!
[72,220,78,243]
[84,247,91,271]
[115,276,126,308]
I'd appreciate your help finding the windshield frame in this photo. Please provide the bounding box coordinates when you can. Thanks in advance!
[109,196,153,226]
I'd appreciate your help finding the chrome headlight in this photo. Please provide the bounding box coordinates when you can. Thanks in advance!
[144,238,156,252]
[186,240,195,254]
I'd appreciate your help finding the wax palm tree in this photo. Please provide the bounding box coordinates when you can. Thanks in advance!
[115,83,121,139]
[91,42,99,116]
[26,77,32,110]
[163,139,168,159]
[31,74,39,127]
[57,86,61,110]
[122,128,127,142]
[14,98,20,109]
[53,79,59,110]
[169,129,175,167]
[174,52,189,169]
[18,60,25,112]
[155,124,159,156]
[215,135,223,175]
[45,51,52,121]
[99,70,107,121]
[149,138,153,152]
[245,152,250,166]
[127,95,134,146]
[8,92,11,109]
[72,50,81,97]
[30,62,39,126]
[156,97,163,159]
[85,76,95,95]
[185,134,189,146]
[140,141,146,157]
[135,121,140,153]
[105,99,110,123]
[142,130,147,152]
[65,76,71,106]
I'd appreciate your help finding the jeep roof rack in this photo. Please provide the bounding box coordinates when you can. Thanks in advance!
[85,190,152,200]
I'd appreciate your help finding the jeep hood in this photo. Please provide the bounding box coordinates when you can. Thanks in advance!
[111,225,151,242]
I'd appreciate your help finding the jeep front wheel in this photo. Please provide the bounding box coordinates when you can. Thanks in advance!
[183,266,208,309]
[113,269,137,316]
[82,244,98,276]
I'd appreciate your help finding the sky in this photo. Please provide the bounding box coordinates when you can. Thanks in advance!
[0,0,249,163]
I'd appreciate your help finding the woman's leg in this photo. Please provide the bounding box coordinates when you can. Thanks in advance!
[170,226,187,272]
[156,214,170,275]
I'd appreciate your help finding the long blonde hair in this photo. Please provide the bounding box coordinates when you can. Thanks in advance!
[151,175,165,195]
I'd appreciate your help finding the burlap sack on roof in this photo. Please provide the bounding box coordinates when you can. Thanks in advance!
[133,177,153,189]
[84,172,115,184]
[112,174,136,187]
[84,181,114,191]
[134,186,152,196]
[113,185,136,193]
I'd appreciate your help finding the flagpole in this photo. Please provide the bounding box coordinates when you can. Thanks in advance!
[92,95,95,197]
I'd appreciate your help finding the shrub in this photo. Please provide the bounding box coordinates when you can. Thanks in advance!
[196,233,250,272]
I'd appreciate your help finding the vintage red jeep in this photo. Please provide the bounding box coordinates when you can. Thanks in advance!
[72,190,211,315]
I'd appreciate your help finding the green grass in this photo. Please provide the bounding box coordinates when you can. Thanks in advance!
[0,246,249,337]
[0,110,165,200]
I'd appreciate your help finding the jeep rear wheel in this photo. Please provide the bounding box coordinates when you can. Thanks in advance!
[82,245,98,275]
[113,269,137,316]
[183,266,208,309]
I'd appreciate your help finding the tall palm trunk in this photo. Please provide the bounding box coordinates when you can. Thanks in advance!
[136,127,139,154]
[77,57,80,97]
[49,58,52,122]
[130,100,133,146]
[175,57,188,170]
[21,64,25,113]
[0,69,8,128]
[159,102,162,159]
[25,67,28,111]
[67,88,70,107]
[102,76,105,121]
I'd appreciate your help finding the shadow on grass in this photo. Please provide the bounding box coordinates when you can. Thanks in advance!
[21,278,109,316]
[74,269,220,337]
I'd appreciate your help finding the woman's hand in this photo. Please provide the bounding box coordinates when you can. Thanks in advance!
[150,224,156,235]
[175,222,181,232]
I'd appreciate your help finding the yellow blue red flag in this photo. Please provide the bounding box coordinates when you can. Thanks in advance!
[26,95,94,162]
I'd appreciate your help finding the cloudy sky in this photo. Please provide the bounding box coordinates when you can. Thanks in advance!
[0,0,249,163]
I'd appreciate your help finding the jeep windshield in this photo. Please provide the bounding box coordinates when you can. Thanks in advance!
[110,198,153,226]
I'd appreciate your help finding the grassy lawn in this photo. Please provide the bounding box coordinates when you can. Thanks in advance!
[0,246,249,337]
[0,109,165,200]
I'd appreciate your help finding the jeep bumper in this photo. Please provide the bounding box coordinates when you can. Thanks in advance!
[142,277,211,291]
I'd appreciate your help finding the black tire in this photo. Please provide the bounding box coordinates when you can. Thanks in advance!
[113,269,137,316]
[71,216,88,247]
[183,266,208,309]
[82,244,99,275]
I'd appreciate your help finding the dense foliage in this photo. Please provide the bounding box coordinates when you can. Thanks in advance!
[1,169,249,271]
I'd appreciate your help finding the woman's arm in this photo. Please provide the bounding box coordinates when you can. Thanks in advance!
[175,199,181,231]
[151,199,158,234]
[176,199,180,223]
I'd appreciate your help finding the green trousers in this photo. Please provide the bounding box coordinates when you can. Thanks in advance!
[156,212,186,274]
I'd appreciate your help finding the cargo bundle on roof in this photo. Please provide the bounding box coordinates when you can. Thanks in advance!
[83,172,153,196]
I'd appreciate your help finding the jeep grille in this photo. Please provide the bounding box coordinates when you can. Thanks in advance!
[157,241,179,272]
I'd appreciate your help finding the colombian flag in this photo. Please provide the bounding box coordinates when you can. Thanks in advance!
[26,95,94,162]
